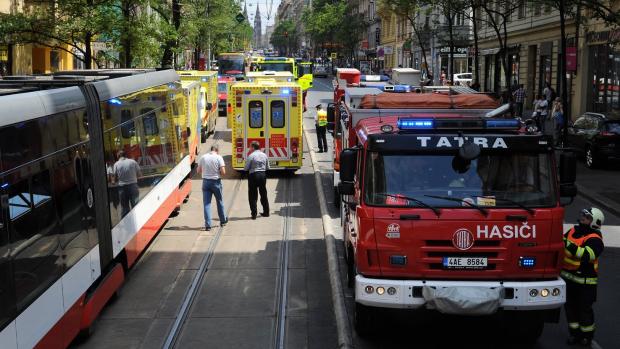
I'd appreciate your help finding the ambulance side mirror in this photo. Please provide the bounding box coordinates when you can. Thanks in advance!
[206,102,213,111]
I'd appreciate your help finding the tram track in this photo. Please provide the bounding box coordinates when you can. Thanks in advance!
[163,159,296,349]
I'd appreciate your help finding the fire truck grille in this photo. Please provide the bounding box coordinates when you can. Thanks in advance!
[422,240,504,271]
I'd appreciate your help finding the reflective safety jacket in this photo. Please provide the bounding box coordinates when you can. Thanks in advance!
[561,225,604,285]
[317,110,328,126]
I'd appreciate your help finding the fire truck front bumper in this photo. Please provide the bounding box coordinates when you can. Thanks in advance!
[355,275,566,311]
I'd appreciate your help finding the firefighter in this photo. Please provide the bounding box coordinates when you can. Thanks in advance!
[315,104,328,153]
[562,207,605,346]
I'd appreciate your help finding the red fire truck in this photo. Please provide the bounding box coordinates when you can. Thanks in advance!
[336,91,578,343]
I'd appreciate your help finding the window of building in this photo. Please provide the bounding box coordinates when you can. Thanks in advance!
[518,0,526,19]
[455,12,465,26]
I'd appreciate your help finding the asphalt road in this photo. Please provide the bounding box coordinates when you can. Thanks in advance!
[307,77,620,349]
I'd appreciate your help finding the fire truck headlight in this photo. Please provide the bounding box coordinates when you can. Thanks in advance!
[540,288,549,297]
[364,286,374,294]
[376,287,385,295]
[529,289,538,297]
[552,288,561,296]
[387,287,397,296]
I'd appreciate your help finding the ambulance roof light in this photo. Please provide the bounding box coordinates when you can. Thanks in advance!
[281,89,290,95]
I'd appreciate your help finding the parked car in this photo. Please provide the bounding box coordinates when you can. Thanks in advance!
[566,112,620,168]
[313,64,329,78]
[453,72,473,86]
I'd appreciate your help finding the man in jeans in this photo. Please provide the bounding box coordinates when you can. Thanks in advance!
[197,145,227,231]
[113,150,141,217]
[244,141,269,219]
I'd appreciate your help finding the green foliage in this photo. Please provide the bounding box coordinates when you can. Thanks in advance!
[303,0,365,56]
[270,20,297,54]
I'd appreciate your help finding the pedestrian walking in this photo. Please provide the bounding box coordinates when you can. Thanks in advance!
[562,207,605,347]
[244,141,270,220]
[512,84,526,118]
[543,82,556,111]
[315,104,328,153]
[532,94,548,129]
[551,97,565,144]
[197,145,227,231]
[113,150,141,217]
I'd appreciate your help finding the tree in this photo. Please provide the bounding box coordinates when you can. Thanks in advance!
[270,20,297,55]
[0,0,116,69]
[533,0,620,140]
[431,0,468,80]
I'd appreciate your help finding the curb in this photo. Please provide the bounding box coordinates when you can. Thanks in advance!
[576,183,620,218]
[304,128,354,349]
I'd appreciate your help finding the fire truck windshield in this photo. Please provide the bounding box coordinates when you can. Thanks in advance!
[364,152,556,208]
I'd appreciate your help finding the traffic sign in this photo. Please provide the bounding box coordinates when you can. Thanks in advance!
[330,52,337,59]
[235,13,245,23]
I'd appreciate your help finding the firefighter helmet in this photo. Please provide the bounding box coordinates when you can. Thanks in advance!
[581,207,605,230]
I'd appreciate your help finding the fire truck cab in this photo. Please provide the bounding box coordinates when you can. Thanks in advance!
[230,78,303,171]
[336,91,578,343]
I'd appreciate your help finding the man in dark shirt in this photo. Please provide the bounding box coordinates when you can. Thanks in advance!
[244,141,269,219]
[561,207,605,346]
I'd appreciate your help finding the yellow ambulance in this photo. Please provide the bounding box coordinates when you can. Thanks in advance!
[230,77,303,171]
[177,70,218,142]
[180,80,202,162]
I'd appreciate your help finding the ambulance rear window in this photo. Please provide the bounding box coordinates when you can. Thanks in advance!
[249,101,263,128]
[271,100,285,128]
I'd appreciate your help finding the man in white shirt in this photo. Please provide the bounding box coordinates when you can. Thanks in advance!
[196,145,227,231]
[113,150,142,216]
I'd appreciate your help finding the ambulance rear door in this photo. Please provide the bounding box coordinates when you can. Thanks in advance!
[244,96,267,159]
[266,95,290,165]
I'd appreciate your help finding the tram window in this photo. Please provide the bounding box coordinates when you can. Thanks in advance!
[0,120,42,171]
[58,148,97,269]
[249,101,263,128]
[9,169,62,313]
[271,100,285,128]
[141,108,159,136]
[121,109,135,138]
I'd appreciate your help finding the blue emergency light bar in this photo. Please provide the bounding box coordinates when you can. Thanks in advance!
[397,117,521,130]
[281,89,290,95]
[361,74,390,82]
[108,98,122,105]
[397,119,434,129]
[383,85,411,93]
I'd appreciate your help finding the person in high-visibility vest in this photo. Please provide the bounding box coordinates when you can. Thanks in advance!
[314,104,328,153]
[562,207,605,346]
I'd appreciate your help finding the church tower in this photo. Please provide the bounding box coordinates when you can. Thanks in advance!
[253,5,262,49]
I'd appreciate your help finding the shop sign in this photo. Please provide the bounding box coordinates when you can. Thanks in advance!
[384,46,393,55]
[438,46,468,54]
[566,47,577,72]
[586,29,620,43]
[361,40,369,49]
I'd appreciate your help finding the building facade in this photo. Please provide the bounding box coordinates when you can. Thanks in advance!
[253,5,263,49]
[476,1,620,118]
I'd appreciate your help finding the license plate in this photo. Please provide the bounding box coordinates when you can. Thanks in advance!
[269,160,278,167]
[443,257,487,269]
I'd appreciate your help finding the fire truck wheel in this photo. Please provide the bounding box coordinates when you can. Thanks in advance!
[354,303,376,337]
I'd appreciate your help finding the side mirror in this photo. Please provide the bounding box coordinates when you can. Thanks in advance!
[340,148,357,182]
[206,102,213,111]
[560,152,577,184]
[327,103,335,123]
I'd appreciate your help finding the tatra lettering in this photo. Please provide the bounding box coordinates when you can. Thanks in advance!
[453,137,466,147]
[437,137,451,147]
[473,138,488,147]
[492,138,508,148]
[417,136,431,147]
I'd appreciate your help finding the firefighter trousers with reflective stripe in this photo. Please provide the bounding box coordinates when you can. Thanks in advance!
[564,279,597,340]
